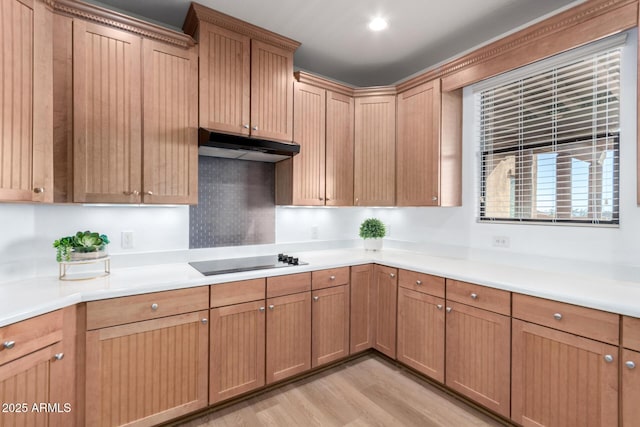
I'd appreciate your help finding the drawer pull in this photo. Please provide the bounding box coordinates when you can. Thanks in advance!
[313,296,319,302]
[470,293,478,300]
[268,305,275,311]
[3,341,16,350]
[436,304,443,310]
[416,280,422,286]
[201,318,208,325]
[151,303,159,311]
[390,273,396,278]
[53,353,64,361]
[553,313,563,321]
[330,275,336,280]
[259,307,265,313]
[446,307,452,313]
[604,354,614,363]
[626,361,636,369]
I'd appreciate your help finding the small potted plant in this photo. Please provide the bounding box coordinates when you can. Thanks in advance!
[359,218,386,251]
[53,231,110,262]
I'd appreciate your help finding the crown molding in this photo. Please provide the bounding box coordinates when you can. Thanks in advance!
[353,86,397,97]
[183,3,300,52]
[294,71,355,97]
[51,0,195,48]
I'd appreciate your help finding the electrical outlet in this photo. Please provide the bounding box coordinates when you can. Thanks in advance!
[311,225,319,240]
[492,235,510,248]
[121,231,134,249]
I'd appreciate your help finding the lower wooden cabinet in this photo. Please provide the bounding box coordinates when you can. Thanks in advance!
[350,264,374,353]
[622,348,640,427]
[445,300,511,418]
[397,287,445,382]
[373,265,398,358]
[312,285,350,367]
[266,291,311,384]
[210,300,266,404]
[85,311,209,426]
[511,319,619,427]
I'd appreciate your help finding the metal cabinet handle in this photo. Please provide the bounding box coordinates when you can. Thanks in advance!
[259,307,265,312]
[390,273,396,278]
[144,191,153,196]
[313,296,319,302]
[446,307,452,313]
[330,275,336,280]
[470,293,478,300]
[243,124,250,129]
[201,318,208,324]
[268,305,275,310]
[151,303,159,311]
[432,196,438,201]
[436,304,443,310]
[604,354,614,363]
[252,126,259,131]
[416,280,422,286]
[553,313,563,320]
[3,341,15,350]
[33,187,45,194]
[626,361,636,369]
[53,353,64,361]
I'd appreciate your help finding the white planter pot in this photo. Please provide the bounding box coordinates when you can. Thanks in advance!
[363,238,383,251]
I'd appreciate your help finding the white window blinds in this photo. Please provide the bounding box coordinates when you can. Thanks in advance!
[478,41,621,225]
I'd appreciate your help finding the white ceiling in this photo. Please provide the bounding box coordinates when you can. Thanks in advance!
[91,0,583,86]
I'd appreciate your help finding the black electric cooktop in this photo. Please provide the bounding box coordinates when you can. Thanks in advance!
[189,254,307,276]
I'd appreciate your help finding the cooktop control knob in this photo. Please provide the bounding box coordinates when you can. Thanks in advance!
[278,253,286,261]
[292,258,299,265]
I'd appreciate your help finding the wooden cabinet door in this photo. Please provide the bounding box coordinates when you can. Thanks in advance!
[142,40,198,204]
[622,348,640,427]
[266,292,311,384]
[512,319,619,427]
[354,95,396,206]
[0,343,66,427]
[445,301,511,418]
[397,81,441,206]
[210,300,266,404]
[350,264,374,353]
[292,82,325,205]
[251,40,294,142]
[325,91,354,206]
[373,264,398,358]
[0,0,52,202]
[85,311,209,427]
[198,22,250,135]
[312,285,349,367]
[397,287,445,382]
[73,21,142,203]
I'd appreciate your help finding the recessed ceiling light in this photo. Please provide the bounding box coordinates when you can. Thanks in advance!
[368,17,388,31]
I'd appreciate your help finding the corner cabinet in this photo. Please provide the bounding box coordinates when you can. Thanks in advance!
[354,92,396,206]
[185,3,299,143]
[372,265,398,358]
[0,0,53,203]
[396,80,462,206]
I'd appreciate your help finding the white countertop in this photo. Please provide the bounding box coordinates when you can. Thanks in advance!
[1,248,640,327]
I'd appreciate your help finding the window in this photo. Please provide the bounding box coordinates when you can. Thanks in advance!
[477,36,622,225]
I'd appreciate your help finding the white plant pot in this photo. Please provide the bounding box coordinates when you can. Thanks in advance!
[363,238,383,251]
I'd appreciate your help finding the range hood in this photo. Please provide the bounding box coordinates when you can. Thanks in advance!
[198,128,300,162]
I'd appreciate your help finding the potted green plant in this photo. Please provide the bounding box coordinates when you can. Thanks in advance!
[359,218,386,251]
[53,231,110,262]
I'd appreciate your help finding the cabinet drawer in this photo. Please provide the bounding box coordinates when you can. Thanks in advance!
[0,310,63,366]
[87,287,209,330]
[312,267,349,290]
[622,316,640,351]
[513,293,619,345]
[211,278,265,307]
[267,273,311,298]
[446,279,510,316]
[398,269,445,298]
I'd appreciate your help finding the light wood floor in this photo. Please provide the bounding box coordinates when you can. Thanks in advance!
[178,354,507,427]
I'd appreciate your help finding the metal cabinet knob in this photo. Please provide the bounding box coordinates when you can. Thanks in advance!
[319,197,324,201]
[268,305,275,310]
[151,303,159,311]
[390,273,396,278]
[604,354,614,363]
[313,296,319,302]
[626,361,636,369]
[243,124,250,129]
[33,187,45,194]
[446,307,452,313]
[432,196,438,201]
[259,307,265,312]
[53,353,64,361]
[416,280,422,285]
[355,198,359,204]
[553,313,563,320]
[470,293,478,300]
[252,126,259,131]
[144,191,153,196]
[201,318,208,324]
[436,304,443,310]
[330,275,336,280]
[3,341,15,350]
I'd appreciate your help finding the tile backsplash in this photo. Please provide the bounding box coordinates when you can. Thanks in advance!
[190,157,275,248]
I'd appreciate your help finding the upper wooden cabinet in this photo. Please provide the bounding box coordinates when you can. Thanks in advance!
[0,0,53,203]
[184,3,299,143]
[277,74,355,206]
[354,91,396,206]
[397,80,462,206]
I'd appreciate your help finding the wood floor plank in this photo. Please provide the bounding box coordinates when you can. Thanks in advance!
[179,354,506,427]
